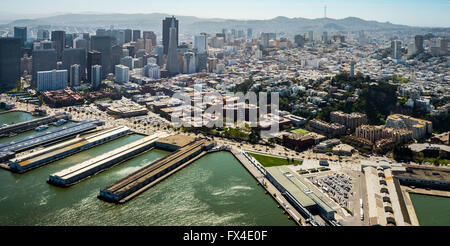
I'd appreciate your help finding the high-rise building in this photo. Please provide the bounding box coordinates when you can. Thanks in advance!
[144,63,160,79]
[391,40,402,59]
[350,61,356,78]
[39,40,54,50]
[111,45,123,69]
[143,31,157,47]
[96,29,107,36]
[322,31,329,43]
[308,31,314,42]
[294,35,306,47]
[70,64,80,87]
[132,30,141,42]
[51,31,66,60]
[62,48,86,81]
[196,52,207,73]
[32,48,57,85]
[0,38,21,92]
[124,29,132,43]
[36,69,68,92]
[194,34,207,54]
[415,35,424,54]
[120,56,134,70]
[115,65,129,84]
[14,27,27,47]
[166,18,179,75]
[162,16,179,55]
[37,29,49,41]
[91,65,102,88]
[65,33,74,48]
[183,52,196,74]
[90,36,112,78]
[87,51,102,83]
[247,28,253,39]
[154,44,164,66]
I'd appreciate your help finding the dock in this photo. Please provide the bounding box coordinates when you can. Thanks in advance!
[0,119,103,162]
[99,138,214,204]
[0,112,71,136]
[48,132,170,187]
[8,126,131,173]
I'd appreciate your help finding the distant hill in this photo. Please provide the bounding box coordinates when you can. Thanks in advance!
[4,13,448,36]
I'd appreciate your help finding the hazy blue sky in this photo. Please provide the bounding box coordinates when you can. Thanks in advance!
[1,0,449,27]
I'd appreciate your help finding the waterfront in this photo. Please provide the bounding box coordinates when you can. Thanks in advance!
[409,193,450,226]
[0,112,292,225]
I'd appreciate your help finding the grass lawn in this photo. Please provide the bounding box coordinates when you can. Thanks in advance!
[290,128,309,134]
[423,158,450,165]
[249,152,302,167]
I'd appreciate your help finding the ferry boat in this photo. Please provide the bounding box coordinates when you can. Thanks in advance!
[53,119,67,126]
[35,124,49,131]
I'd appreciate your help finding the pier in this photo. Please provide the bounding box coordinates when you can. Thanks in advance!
[8,126,131,173]
[99,138,214,204]
[0,119,103,162]
[0,112,71,136]
[48,132,170,187]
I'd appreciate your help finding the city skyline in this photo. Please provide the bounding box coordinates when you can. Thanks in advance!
[0,0,449,27]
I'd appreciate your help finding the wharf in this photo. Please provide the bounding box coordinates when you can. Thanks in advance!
[99,138,214,204]
[8,126,130,173]
[48,132,170,187]
[230,148,305,226]
[0,112,70,136]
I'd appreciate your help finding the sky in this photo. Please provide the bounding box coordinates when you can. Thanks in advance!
[0,0,449,27]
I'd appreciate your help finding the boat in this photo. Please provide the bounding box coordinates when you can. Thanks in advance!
[35,125,49,131]
[53,119,67,126]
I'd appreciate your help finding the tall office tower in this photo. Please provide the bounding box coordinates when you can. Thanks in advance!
[144,63,161,79]
[162,16,179,55]
[237,30,245,39]
[247,28,253,39]
[51,31,66,60]
[36,69,68,92]
[91,65,102,88]
[69,64,80,87]
[207,57,217,73]
[114,65,129,84]
[0,38,21,92]
[391,40,402,59]
[231,29,236,37]
[408,43,417,57]
[350,61,356,78]
[91,35,112,78]
[154,44,164,66]
[196,52,207,72]
[96,29,107,36]
[87,51,102,83]
[183,52,196,74]
[415,35,424,54]
[143,31,157,47]
[115,30,125,46]
[136,39,145,50]
[322,31,329,43]
[441,38,448,55]
[261,33,270,48]
[14,27,27,47]
[122,49,129,57]
[144,39,153,54]
[358,30,367,44]
[133,30,141,42]
[37,29,49,41]
[82,33,90,40]
[120,56,134,70]
[308,31,314,42]
[166,19,179,75]
[430,37,445,56]
[39,40,54,50]
[124,29,132,43]
[194,34,207,54]
[294,34,306,47]
[65,33,74,48]
[20,54,32,76]
[32,48,57,85]
[62,48,86,81]
[74,37,89,56]
[111,45,123,69]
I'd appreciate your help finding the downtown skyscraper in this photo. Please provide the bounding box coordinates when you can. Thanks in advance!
[162,16,179,55]
[166,18,179,75]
